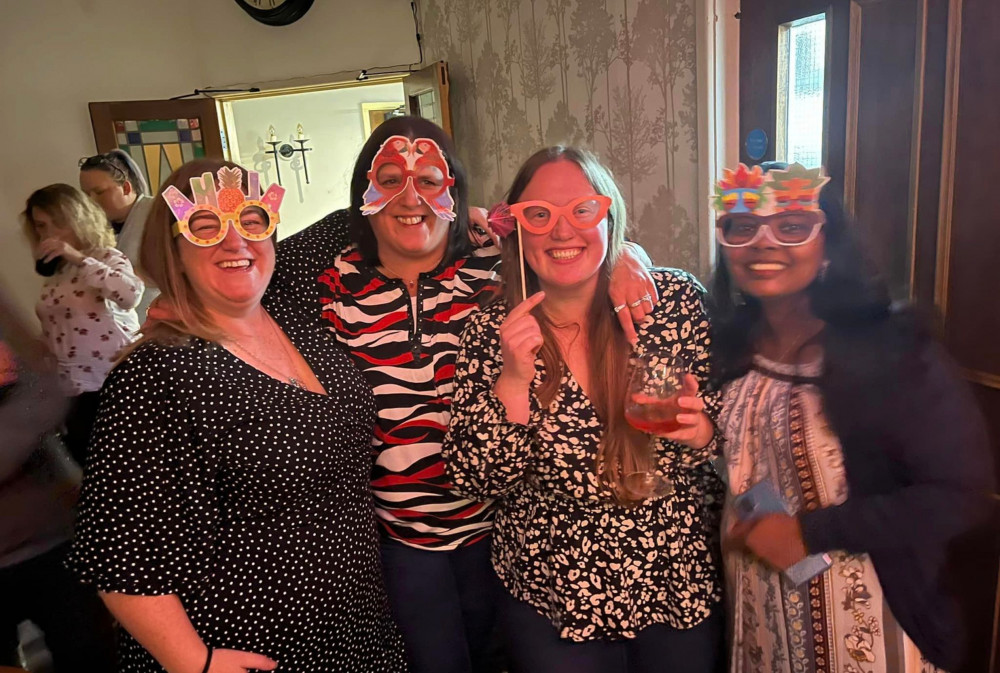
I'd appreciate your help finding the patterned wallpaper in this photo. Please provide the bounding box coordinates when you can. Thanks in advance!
[418,0,702,271]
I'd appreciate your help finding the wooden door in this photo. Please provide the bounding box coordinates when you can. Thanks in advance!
[740,0,924,300]
[740,1,1000,670]
[87,98,225,192]
[403,61,453,137]
[936,2,1000,665]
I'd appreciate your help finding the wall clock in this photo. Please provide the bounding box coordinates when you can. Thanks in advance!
[233,0,315,26]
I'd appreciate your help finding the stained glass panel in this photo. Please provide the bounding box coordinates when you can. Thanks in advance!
[111,117,206,189]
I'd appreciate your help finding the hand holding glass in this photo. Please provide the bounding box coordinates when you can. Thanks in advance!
[622,352,690,499]
[626,353,688,435]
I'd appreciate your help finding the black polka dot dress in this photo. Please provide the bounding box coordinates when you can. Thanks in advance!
[68,309,408,672]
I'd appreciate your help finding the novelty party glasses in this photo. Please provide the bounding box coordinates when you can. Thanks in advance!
[509,195,612,235]
[716,211,825,247]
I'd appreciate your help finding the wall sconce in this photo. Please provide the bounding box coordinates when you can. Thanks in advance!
[264,124,313,186]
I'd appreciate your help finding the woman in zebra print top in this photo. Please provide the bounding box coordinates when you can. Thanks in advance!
[266,116,657,673]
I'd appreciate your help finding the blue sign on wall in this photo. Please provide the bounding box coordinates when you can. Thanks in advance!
[745,128,768,161]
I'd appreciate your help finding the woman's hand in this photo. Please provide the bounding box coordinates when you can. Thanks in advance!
[36,238,86,265]
[609,242,658,344]
[468,206,500,248]
[650,373,715,449]
[494,292,545,424]
[207,648,278,672]
[726,512,809,571]
[498,291,545,387]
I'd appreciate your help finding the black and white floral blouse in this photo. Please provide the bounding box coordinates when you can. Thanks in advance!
[443,269,724,642]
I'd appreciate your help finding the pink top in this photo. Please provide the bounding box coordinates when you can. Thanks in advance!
[36,247,143,395]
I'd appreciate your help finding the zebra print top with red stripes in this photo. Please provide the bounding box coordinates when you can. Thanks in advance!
[267,210,502,550]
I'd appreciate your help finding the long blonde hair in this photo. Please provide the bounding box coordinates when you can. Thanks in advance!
[22,184,115,251]
[501,147,649,505]
[127,159,268,352]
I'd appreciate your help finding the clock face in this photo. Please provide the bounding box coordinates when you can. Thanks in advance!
[244,0,288,7]
[234,0,314,26]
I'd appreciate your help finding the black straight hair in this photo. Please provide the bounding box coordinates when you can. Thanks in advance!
[348,115,471,266]
[707,183,897,387]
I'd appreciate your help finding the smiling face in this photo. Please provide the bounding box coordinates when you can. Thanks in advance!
[366,176,451,264]
[720,217,827,301]
[517,160,609,296]
[176,218,275,317]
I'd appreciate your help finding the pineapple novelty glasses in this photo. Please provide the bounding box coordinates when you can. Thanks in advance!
[162,166,286,247]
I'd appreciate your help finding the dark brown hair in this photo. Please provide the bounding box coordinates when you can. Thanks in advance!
[348,115,471,265]
[79,149,150,196]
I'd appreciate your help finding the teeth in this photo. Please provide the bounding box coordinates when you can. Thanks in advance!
[549,249,582,260]
[397,216,424,225]
[218,260,251,269]
[748,263,786,271]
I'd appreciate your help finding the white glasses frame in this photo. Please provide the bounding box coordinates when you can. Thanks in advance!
[715,219,824,248]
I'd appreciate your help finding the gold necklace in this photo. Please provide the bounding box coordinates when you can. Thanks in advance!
[380,262,418,290]
[767,324,823,364]
[225,315,306,390]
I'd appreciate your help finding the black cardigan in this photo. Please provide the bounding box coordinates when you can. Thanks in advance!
[798,317,995,671]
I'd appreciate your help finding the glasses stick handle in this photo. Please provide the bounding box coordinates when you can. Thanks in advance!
[517,224,528,302]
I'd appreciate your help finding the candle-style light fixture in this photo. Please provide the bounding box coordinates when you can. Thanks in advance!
[263,123,313,186]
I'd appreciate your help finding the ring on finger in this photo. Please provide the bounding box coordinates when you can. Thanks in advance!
[613,303,628,313]
[628,298,644,308]
[641,294,653,305]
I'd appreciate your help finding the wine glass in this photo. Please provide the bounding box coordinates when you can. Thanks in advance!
[623,351,688,498]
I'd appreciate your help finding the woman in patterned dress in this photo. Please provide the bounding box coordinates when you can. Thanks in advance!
[710,164,994,672]
[22,184,143,463]
[68,160,407,673]
[443,146,725,673]
[265,117,659,673]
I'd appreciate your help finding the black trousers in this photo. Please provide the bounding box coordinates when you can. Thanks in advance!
[499,588,724,673]
[0,542,116,670]
[63,391,100,466]
[380,536,501,673]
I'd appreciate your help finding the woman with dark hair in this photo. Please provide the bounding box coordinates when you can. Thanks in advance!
[442,147,724,673]
[69,159,406,673]
[22,184,143,463]
[266,117,658,673]
[80,149,158,320]
[710,163,994,672]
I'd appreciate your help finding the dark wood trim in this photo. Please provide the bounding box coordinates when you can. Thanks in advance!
[911,0,950,308]
[86,98,224,158]
[933,0,962,316]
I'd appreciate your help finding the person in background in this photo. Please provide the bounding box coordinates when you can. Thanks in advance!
[0,287,116,670]
[710,162,994,672]
[79,149,158,321]
[22,184,143,464]
[69,160,406,673]
[265,116,659,673]
[443,146,724,673]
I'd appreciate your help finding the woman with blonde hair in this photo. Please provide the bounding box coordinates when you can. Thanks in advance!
[23,183,143,463]
[443,147,724,672]
[68,159,406,673]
